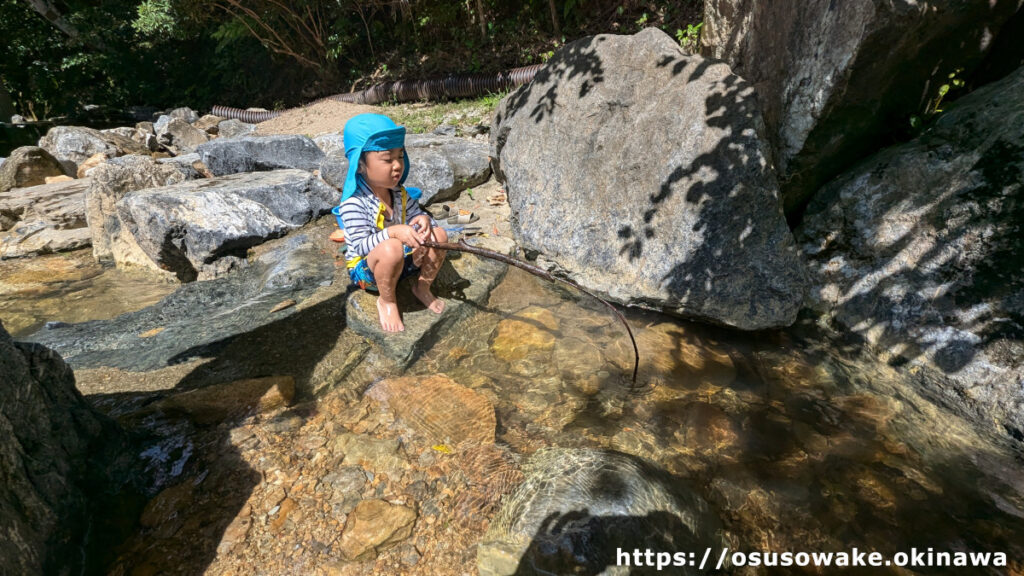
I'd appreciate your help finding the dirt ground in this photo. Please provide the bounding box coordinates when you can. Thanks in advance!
[254,100,380,137]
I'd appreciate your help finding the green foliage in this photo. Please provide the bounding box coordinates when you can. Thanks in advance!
[133,0,178,38]
[676,21,703,51]
[910,67,967,131]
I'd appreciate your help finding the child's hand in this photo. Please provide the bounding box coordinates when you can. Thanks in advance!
[411,214,433,243]
[389,224,421,249]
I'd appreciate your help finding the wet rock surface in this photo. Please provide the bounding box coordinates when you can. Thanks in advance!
[117,169,335,281]
[491,28,807,330]
[702,0,1024,212]
[345,235,509,366]
[799,66,1024,442]
[0,322,122,575]
[25,227,338,371]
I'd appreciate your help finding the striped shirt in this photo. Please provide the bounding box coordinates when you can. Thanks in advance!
[339,179,437,262]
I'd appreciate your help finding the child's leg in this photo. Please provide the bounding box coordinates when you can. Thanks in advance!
[366,238,407,332]
[410,227,448,314]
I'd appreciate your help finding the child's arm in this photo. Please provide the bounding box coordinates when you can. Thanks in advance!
[405,196,438,229]
[340,197,390,257]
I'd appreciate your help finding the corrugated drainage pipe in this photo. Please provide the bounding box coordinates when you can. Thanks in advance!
[211,64,542,124]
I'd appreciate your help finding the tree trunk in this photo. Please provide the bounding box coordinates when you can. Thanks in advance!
[547,0,561,37]
[0,82,14,122]
[475,0,487,41]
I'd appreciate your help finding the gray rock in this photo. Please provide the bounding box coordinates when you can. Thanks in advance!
[478,448,720,576]
[136,121,155,134]
[313,133,345,156]
[798,66,1024,442]
[345,235,509,367]
[432,123,456,136]
[0,221,92,259]
[197,134,325,176]
[0,322,119,575]
[116,169,335,281]
[156,117,209,154]
[38,126,118,174]
[702,0,1024,213]
[491,28,807,330]
[405,134,491,205]
[10,114,26,124]
[0,146,66,192]
[217,119,256,139]
[24,231,346,373]
[0,178,90,232]
[168,106,199,124]
[318,154,349,191]
[193,114,223,134]
[86,155,198,267]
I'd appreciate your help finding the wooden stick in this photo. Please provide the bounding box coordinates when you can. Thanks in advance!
[421,239,640,385]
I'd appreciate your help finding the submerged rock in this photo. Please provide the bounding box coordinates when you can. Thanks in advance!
[491,28,807,330]
[798,66,1024,442]
[478,448,721,576]
[116,169,335,281]
[0,322,121,575]
[367,374,496,446]
[0,146,66,192]
[702,0,1024,212]
[339,499,417,561]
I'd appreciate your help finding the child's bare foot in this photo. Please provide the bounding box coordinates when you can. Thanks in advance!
[376,297,404,332]
[411,281,445,314]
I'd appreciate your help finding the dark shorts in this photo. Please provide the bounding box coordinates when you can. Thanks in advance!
[349,246,419,291]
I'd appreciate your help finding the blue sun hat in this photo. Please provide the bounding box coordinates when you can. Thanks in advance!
[341,113,420,202]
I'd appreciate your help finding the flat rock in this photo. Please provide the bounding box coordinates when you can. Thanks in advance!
[152,375,295,425]
[197,134,325,176]
[339,499,417,561]
[491,28,807,330]
[116,169,335,281]
[345,237,509,366]
[0,177,90,231]
[0,222,92,259]
[367,374,496,446]
[24,231,339,372]
[0,146,66,192]
[702,0,1024,212]
[798,65,1024,442]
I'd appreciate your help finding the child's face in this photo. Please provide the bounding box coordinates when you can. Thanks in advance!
[360,148,405,191]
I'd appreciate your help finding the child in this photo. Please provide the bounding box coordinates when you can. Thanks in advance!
[338,114,448,332]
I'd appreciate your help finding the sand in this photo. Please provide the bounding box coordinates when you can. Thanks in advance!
[254,99,379,136]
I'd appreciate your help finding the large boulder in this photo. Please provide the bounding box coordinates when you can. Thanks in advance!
[38,126,149,174]
[490,28,807,330]
[0,178,90,232]
[116,169,335,281]
[0,322,118,575]
[478,448,720,576]
[197,134,324,176]
[405,134,491,204]
[86,155,199,268]
[798,66,1024,442]
[0,146,66,192]
[702,0,1024,213]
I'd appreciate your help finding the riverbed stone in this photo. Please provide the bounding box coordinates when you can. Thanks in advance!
[702,0,1024,213]
[798,65,1024,442]
[116,169,335,281]
[85,154,198,270]
[345,238,508,366]
[197,134,325,176]
[0,221,92,259]
[491,28,807,330]
[477,448,721,575]
[367,374,497,446]
[151,375,295,425]
[0,322,121,575]
[0,146,66,191]
[339,499,417,561]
